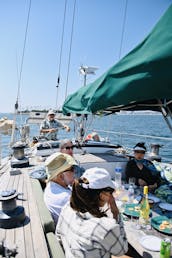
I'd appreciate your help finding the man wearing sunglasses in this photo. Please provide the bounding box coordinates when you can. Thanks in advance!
[44,152,76,224]
[125,142,160,192]
[40,109,70,140]
[60,139,85,178]
[60,139,74,157]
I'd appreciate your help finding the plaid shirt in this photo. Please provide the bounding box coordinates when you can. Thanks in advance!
[40,119,64,140]
[56,203,128,258]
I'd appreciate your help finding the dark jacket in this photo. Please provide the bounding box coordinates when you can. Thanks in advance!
[125,159,160,186]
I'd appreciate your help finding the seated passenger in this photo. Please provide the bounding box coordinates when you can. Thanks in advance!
[85,132,100,142]
[44,152,76,224]
[56,167,128,257]
[40,109,70,140]
[60,138,85,178]
[60,139,74,157]
[125,142,160,192]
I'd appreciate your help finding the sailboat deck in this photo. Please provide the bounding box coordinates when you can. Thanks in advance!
[0,155,172,258]
[0,161,50,258]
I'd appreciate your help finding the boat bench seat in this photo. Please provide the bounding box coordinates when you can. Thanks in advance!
[31,178,55,233]
[46,232,65,258]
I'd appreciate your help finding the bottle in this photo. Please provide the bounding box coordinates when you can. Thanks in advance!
[139,186,150,227]
[160,238,171,258]
[128,185,134,203]
[115,167,122,189]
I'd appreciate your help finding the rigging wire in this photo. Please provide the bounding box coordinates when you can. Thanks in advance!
[118,0,128,60]
[16,0,32,108]
[65,0,77,100]
[55,0,68,110]
[11,0,32,145]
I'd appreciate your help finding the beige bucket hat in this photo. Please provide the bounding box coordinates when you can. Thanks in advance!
[45,152,77,181]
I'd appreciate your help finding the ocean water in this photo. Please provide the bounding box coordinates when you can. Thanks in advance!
[1,113,172,162]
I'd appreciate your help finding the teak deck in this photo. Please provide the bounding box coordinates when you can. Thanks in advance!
[0,155,172,258]
[0,162,50,258]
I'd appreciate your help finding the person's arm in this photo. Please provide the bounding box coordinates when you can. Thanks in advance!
[56,120,70,132]
[100,205,128,256]
[125,160,134,183]
[40,127,57,133]
[63,124,70,132]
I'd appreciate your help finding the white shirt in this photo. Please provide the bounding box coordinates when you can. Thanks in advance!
[56,203,128,258]
[44,181,71,224]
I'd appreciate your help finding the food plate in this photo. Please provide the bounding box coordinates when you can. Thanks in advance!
[151,216,172,235]
[159,202,172,211]
[123,203,140,217]
[139,235,161,251]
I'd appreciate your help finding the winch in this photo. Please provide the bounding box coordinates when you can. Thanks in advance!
[0,189,26,229]
[146,143,162,162]
[10,142,29,168]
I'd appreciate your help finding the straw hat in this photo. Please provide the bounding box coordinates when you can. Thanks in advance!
[45,152,76,181]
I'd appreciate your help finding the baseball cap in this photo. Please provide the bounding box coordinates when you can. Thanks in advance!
[47,109,55,116]
[81,167,114,189]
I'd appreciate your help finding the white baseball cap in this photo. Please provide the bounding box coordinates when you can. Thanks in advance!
[81,167,114,190]
[47,109,55,116]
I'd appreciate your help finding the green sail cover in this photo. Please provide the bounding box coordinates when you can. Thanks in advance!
[63,4,172,115]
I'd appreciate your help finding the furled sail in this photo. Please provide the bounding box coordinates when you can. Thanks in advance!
[62,4,172,115]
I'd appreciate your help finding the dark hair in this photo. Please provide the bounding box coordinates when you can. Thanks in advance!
[134,142,146,151]
[70,178,111,218]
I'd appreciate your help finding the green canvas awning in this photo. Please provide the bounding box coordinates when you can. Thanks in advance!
[62,4,172,115]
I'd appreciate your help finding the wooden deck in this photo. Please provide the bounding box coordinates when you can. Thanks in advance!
[0,161,50,258]
[0,153,172,258]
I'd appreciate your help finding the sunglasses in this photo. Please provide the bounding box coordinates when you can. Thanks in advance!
[64,166,75,173]
[64,146,74,150]
[134,150,145,154]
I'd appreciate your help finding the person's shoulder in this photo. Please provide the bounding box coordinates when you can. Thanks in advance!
[127,158,135,164]
[93,216,118,232]
[41,119,48,125]
[60,202,73,218]
[144,158,153,164]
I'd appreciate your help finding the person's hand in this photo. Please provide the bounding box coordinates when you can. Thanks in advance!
[50,128,57,133]
[138,178,147,187]
[148,183,157,192]
[65,126,70,132]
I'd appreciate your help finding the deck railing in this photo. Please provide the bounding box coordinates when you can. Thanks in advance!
[92,129,172,162]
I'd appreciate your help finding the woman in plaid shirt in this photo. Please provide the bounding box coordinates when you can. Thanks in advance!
[56,167,128,258]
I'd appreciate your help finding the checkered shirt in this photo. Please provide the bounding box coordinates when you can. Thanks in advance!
[56,202,128,258]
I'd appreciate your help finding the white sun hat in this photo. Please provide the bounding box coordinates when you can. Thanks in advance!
[81,167,114,189]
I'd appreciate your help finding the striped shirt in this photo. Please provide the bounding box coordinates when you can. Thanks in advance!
[56,203,128,258]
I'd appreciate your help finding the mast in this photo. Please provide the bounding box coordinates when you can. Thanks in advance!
[10,0,32,146]
[78,65,98,141]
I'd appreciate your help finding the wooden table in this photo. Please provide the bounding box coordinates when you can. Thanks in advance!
[0,161,50,258]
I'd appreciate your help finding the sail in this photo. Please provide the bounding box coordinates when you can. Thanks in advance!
[62,4,172,115]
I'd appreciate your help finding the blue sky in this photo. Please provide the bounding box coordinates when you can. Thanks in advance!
[0,0,172,112]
